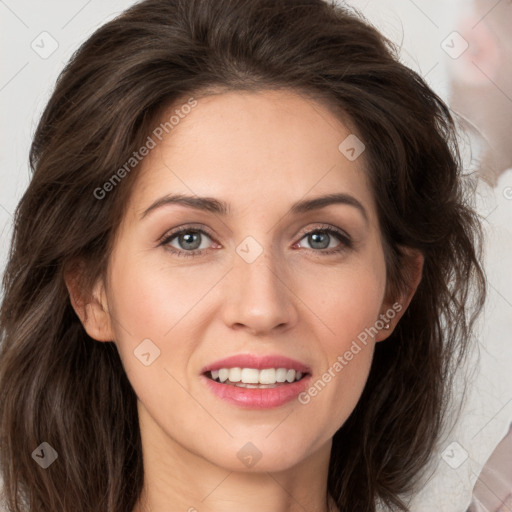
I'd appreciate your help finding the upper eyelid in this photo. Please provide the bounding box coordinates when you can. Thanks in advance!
[159,223,216,243]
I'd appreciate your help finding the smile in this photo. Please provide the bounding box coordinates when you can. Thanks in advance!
[207,367,305,387]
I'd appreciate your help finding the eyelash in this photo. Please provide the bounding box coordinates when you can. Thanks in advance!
[159,224,353,259]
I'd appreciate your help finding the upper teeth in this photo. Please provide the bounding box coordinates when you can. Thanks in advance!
[210,368,303,385]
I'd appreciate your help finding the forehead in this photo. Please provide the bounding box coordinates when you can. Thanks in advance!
[129,89,377,223]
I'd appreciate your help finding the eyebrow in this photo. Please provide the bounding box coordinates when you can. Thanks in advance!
[140,192,368,223]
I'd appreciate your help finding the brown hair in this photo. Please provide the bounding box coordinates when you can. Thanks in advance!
[0,0,485,511]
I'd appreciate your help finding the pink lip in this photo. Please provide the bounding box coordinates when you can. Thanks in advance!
[201,354,311,409]
[202,374,311,409]
[201,354,311,374]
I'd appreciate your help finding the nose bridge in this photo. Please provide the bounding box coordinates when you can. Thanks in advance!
[222,235,297,334]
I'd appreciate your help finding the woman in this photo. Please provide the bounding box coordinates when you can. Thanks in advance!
[0,0,486,511]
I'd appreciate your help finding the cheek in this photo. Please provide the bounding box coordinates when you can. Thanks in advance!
[292,254,385,421]
[105,257,206,420]
[105,253,232,399]
[324,279,383,334]
[107,253,220,340]
[294,255,386,343]
[296,283,379,440]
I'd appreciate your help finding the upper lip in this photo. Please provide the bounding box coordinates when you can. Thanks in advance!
[201,354,311,374]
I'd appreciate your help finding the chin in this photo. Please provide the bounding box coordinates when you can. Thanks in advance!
[202,435,322,473]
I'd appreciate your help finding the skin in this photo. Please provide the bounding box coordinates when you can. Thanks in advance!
[67,89,422,512]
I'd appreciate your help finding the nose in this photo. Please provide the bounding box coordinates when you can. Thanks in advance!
[221,247,298,336]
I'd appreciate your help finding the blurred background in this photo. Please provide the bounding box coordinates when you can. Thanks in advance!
[1,1,511,510]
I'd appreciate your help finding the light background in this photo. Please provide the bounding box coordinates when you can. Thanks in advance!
[1,1,511,511]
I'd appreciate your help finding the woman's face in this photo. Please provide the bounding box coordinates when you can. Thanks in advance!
[100,89,394,473]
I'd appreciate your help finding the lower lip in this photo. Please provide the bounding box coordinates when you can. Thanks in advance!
[202,375,310,409]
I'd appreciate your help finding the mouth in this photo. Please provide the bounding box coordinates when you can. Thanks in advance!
[205,367,308,388]
[201,354,311,408]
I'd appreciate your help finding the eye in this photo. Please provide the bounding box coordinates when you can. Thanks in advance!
[160,226,218,257]
[296,226,352,254]
[159,223,352,258]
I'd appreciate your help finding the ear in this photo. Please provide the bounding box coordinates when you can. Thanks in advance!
[64,265,115,342]
[375,247,424,342]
